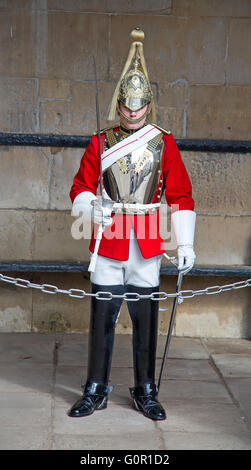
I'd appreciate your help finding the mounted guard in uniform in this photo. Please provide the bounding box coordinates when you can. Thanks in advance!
[68,28,196,421]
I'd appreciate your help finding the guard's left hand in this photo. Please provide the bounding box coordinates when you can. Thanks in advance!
[177,245,196,274]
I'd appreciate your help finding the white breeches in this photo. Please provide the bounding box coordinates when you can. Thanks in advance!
[90,232,162,288]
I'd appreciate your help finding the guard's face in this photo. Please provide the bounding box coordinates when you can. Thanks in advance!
[119,103,149,130]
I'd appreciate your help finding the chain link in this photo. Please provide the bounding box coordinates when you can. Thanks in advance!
[0,272,250,302]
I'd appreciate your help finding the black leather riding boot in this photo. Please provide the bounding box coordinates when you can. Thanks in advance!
[87,283,124,384]
[126,285,166,421]
[129,383,166,421]
[68,283,124,418]
[126,285,159,386]
[68,380,113,418]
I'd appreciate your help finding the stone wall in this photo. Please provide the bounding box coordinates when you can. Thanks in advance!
[0,0,250,337]
[1,1,251,138]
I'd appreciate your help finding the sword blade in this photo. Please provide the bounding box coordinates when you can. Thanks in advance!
[88,56,104,273]
[93,55,102,197]
[157,272,183,391]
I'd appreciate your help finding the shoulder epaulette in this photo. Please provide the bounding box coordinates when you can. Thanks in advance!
[94,124,119,136]
[153,124,171,135]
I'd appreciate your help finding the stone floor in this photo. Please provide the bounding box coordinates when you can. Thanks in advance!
[0,332,251,450]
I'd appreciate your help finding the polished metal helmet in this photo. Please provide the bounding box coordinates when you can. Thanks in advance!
[108,28,156,122]
[118,62,153,111]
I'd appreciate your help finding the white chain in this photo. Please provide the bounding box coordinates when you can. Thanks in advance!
[0,272,250,302]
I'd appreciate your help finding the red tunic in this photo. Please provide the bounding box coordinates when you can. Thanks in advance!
[69,126,194,260]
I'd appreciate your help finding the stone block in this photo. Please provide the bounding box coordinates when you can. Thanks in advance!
[0,276,32,332]
[109,366,134,386]
[40,81,116,135]
[159,379,232,404]
[226,378,251,424]
[0,10,36,77]
[194,215,251,265]
[0,146,50,209]
[159,82,188,108]
[110,384,133,406]
[157,358,220,382]
[0,426,50,450]
[212,354,251,378]
[181,152,251,215]
[157,82,188,137]
[0,210,35,260]
[157,336,209,359]
[50,147,85,210]
[0,1,33,9]
[203,338,251,356]
[39,79,71,99]
[158,107,185,139]
[227,19,251,85]
[54,365,86,404]
[52,429,161,451]
[157,402,248,434]
[187,85,251,140]
[31,272,91,333]
[0,362,53,393]
[172,0,251,17]
[40,99,74,135]
[0,78,38,132]
[0,392,52,427]
[33,210,91,260]
[71,80,118,133]
[0,332,56,363]
[45,12,108,81]
[56,333,89,366]
[48,0,172,14]
[0,10,109,80]
[162,431,251,450]
[167,274,251,339]
[110,16,226,85]
[161,213,251,267]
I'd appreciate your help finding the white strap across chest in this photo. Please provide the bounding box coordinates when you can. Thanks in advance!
[101,124,162,172]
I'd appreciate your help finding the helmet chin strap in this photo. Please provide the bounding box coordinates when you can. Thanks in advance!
[117,103,150,124]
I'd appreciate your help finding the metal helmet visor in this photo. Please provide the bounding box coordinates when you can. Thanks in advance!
[119,96,149,111]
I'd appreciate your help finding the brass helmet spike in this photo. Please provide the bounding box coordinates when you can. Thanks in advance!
[130,27,145,43]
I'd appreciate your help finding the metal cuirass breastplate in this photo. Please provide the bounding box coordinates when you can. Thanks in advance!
[102,128,163,204]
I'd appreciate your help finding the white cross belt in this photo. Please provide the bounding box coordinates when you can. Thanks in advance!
[101,124,162,172]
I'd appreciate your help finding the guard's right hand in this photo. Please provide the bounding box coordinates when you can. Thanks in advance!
[92,200,113,227]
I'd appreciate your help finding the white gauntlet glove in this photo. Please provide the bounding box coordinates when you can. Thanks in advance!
[171,210,196,275]
[71,191,96,239]
[71,191,96,220]
[177,245,196,273]
[71,191,113,228]
[72,192,114,272]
